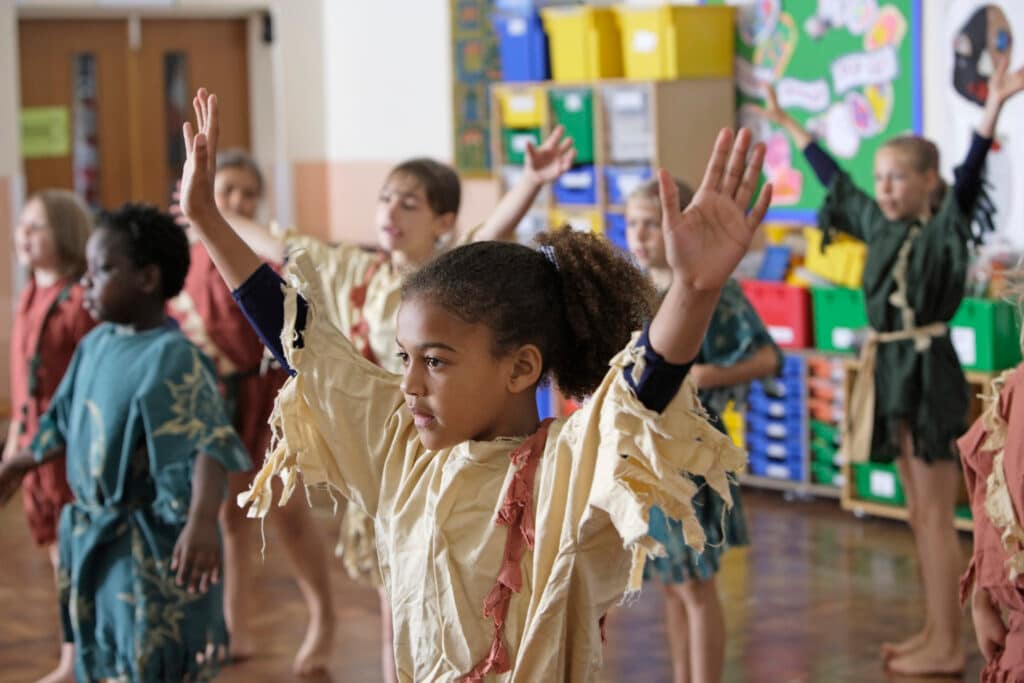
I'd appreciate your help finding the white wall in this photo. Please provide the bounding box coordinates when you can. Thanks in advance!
[322,0,454,162]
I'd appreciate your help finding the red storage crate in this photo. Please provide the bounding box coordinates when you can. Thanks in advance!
[739,280,813,350]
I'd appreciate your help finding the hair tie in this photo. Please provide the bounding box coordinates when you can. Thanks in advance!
[538,244,559,271]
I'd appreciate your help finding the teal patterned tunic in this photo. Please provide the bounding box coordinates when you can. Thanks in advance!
[31,321,250,682]
[646,279,781,584]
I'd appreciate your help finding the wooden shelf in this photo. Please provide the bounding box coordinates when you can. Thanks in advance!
[844,497,974,533]
[739,474,841,499]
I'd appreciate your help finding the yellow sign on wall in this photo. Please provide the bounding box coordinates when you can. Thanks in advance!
[20,107,70,158]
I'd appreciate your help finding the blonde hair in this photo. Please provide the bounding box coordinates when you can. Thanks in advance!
[881,135,948,215]
[30,190,92,279]
[626,176,695,212]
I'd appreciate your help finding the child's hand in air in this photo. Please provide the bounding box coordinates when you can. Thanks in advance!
[179,88,221,224]
[757,84,787,126]
[659,128,771,293]
[523,125,576,186]
[972,587,1008,661]
[986,52,1024,111]
[171,513,221,594]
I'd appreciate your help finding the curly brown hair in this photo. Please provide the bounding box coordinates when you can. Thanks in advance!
[402,228,655,400]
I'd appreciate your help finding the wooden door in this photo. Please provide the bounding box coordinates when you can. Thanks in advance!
[18,18,250,210]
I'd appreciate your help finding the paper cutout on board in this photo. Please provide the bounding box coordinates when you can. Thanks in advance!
[831,46,899,94]
[777,78,831,112]
[20,107,70,159]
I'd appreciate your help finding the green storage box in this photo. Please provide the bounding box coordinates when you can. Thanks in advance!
[811,287,869,355]
[852,462,906,506]
[955,504,972,522]
[812,461,842,488]
[502,128,542,165]
[549,89,595,163]
[950,297,1023,372]
[811,438,838,466]
[810,419,840,447]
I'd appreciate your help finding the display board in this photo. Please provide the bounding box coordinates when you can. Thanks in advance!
[708,0,922,223]
[451,0,502,176]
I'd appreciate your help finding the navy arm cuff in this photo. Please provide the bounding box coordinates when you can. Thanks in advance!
[231,263,308,375]
[623,326,695,414]
[803,142,840,187]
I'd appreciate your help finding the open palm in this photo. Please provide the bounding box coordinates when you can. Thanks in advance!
[661,128,771,291]
[179,88,220,222]
[989,53,1024,107]
[524,125,576,184]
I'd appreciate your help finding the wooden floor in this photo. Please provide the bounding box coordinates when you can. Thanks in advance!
[0,489,983,682]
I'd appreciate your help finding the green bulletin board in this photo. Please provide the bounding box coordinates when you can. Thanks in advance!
[451,0,502,177]
[706,0,922,222]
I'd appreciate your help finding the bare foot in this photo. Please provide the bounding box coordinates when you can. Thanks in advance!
[293,611,336,676]
[35,644,75,683]
[885,643,964,677]
[881,626,930,662]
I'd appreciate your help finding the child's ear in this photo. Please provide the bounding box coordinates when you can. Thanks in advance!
[433,212,457,240]
[507,344,544,394]
[139,264,162,297]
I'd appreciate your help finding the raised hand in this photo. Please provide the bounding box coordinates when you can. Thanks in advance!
[759,84,786,125]
[660,128,771,292]
[987,53,1024,109]
[523,125,576,185]
[180,88,221,223]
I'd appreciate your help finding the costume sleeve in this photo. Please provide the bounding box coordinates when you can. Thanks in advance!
[29,343,84,462]
[141,342,251,524]
[562,332,747,594]
[803,141,840,187]
[815,167,885,245]
[237,250,416,522]
[232,264,308,374]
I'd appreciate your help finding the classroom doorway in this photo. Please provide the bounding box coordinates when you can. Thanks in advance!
[19,17,251,211]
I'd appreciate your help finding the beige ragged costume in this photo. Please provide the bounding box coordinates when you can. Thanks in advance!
[240,252,745,681]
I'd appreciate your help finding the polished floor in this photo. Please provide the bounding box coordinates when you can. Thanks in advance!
[0,489,983,682]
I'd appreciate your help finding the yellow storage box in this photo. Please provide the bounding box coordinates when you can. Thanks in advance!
[496,86,547,129]
[615,5,735,80]
[550,207,604,236]
[540,6,623,82]
[804,228,867,289]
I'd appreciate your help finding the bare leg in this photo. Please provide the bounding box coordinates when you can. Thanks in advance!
[662,584,692,683]
[675,577,725,683]
[881,427,931,661]
[887,458,965,676]
[220,471,258,661]
[269,486,336,676]
[36,544,75,683]
[379,588,398,683]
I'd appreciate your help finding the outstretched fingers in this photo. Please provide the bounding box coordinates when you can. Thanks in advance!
[735,140,766,209]
[747,183,774,232]
[657,168,680,230]
[699,128,734,195]
[720,128,752,197]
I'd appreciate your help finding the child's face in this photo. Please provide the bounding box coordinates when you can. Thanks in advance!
[214,166,262,220]
[14,199,59,272]
[625,196,668,270]
[81,228,157,324]
[873,148,938,222]
[376,173,453,263]
[396,296,519,450]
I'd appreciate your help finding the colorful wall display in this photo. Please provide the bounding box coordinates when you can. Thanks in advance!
[451,0,502,177]
[709,0,922,223]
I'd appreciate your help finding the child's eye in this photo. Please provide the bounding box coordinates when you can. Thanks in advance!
[396,351,409,365]
[401,200,419,210]
[425,356,444,369]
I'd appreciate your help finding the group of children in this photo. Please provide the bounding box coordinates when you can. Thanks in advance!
[2,62,1024,682]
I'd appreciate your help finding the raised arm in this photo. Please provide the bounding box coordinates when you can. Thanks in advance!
[179,89,264,290]
[474,126,576,242]
[760,84,838,186]
[954,54,1024,214]
[650,128,771,365]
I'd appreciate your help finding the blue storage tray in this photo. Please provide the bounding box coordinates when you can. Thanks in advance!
[494,11,550,82]
[748,457,803,481]
[746,433,803,460]
[553,165,597,205]
[605,213,628,251]
[605,165,653,205]
[746,414,803,441]
[756,245,792,282]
